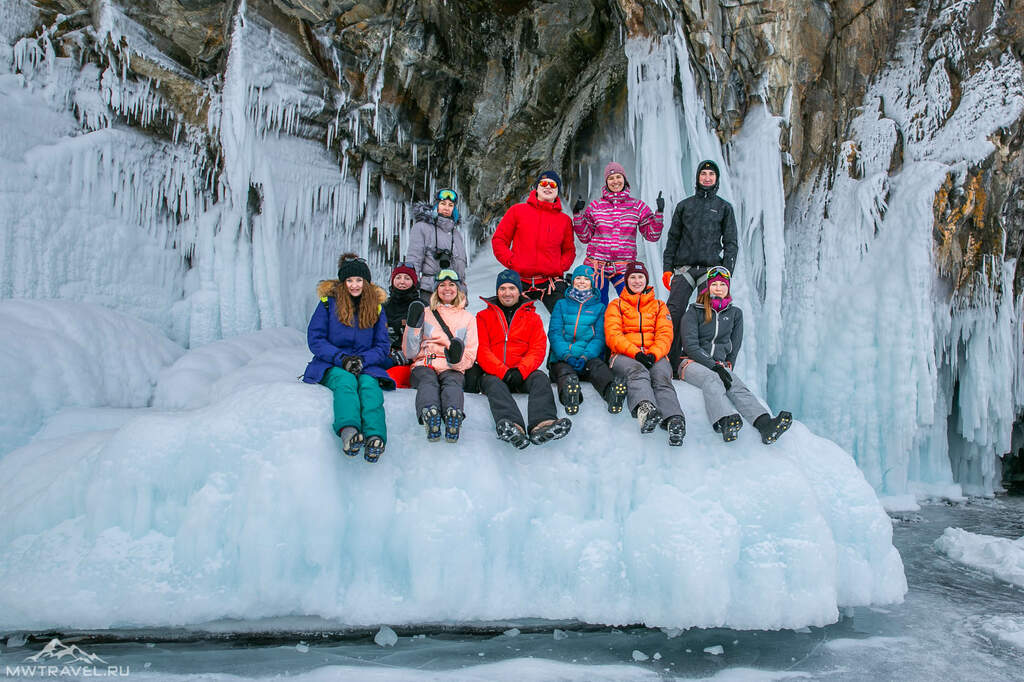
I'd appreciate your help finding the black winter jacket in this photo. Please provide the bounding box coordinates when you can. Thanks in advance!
[383,285,420,349]
[681,301,743,369]
[662,181,738,273]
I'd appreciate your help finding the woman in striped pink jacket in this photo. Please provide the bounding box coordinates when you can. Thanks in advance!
[572,162,664,303]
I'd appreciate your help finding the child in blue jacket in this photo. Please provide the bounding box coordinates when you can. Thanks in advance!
[302,253,394,462]
[547,264,628,414]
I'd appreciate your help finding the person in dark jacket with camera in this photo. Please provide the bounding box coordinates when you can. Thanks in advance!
[662,160,739,373]
[408,188,468,303]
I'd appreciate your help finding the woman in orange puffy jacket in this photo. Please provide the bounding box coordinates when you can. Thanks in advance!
[604,261,685,446]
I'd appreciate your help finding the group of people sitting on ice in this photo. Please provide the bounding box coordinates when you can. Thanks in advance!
[301,162,791,462]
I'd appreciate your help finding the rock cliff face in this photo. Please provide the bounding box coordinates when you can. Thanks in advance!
[3,0,1023,493]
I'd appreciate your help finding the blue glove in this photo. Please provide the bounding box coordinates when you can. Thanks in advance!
[568,356,586,372]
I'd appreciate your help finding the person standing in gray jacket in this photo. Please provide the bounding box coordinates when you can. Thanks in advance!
[662,160,739,373]
[408,188,468,303]
[680,266,792,445]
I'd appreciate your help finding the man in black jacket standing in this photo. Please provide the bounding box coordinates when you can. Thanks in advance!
[662,160,739,374]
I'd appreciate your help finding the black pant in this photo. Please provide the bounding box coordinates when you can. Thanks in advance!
[464,365,556,430]
[549,358,615,404]
[521,278,567,313]
[666,266,707,373]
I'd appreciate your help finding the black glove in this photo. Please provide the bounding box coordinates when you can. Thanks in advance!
[634,352,656,369]
[445,338,465,364]
[712,364,732,390]
[341,355,363,375]
[655,191,664,213]
[573,198,586,214]
[406,300,425,329]
[503,367,524,389]
[389,349,407,366]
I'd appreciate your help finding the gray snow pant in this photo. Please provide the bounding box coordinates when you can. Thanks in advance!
[666,266,708,372]
[681,361,768,426]
[611,355,684,420]
[465,366,557,431]
[410,366,465,415]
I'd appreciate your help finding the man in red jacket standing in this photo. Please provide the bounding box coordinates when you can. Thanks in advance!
[492,170,576,312]
[466,269,573,449]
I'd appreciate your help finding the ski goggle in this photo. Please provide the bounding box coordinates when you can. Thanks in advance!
[435,269,460,283]
[437,189,458,202]
[706,266,731,280]
[537,179,558,189]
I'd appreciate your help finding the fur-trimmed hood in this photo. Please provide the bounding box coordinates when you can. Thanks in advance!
[317,279,387,306]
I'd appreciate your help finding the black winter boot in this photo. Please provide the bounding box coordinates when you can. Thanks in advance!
[665,415,686,446]
[496,419,530,450]
[338,427,363,457]
[635,400,662,433]
[754,411,792,445]
[364,436,385,462]
[529,418,572,445]
[560,375,582,415]
[604,377,628,414]
[714,414,743,443]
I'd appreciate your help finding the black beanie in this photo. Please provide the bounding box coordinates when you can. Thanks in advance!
[337,256,372,283]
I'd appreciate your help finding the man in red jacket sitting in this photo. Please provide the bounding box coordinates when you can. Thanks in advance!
[491,170,576,312]
[466,269,573,449]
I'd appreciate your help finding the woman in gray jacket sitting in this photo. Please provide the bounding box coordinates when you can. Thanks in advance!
[679,266,792,444]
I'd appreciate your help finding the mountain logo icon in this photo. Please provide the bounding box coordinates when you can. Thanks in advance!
[23,638,108,665]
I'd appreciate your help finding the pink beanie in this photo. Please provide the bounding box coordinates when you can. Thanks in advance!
[604,161,629,187]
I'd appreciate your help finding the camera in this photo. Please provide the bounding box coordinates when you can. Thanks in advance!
[434,248,453,269]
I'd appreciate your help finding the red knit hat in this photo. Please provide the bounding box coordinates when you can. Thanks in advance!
[390,263,418,288]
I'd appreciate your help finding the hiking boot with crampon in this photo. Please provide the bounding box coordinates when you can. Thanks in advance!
[420,405,442,442]
[444,407,464,443]
[665,414,686,446]
[635,400,662,434]
[561,375,582,415]
[529,417,573,445]
[715,414,743,443]
[496,419,530,450]
[755,411,792,445]
[339,427,363,457]
[364,436,385,462]
[604,377,628,414]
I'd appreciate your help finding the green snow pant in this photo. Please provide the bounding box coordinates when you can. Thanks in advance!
[322,368,387,441]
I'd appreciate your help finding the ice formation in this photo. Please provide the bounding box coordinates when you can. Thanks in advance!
[934,527,1024,588]
[0,306,904,632]
[0,299,183,455]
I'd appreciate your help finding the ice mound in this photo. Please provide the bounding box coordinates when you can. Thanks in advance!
[0,299,183,455]
[0,342,906,631]
[934,528,1024,588]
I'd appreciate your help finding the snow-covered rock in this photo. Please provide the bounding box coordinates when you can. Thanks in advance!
[0,334,905,631]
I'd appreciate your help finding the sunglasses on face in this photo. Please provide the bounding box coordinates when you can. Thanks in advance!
[435,269,461,283]
[437,189,458,202]
[537,179,558,189]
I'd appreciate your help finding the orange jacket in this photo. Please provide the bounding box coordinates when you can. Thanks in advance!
[604,287,673,361]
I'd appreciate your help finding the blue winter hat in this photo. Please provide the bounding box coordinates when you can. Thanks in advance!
[537,170,562,189]
[570,264,596,289]
[495,269,523,294]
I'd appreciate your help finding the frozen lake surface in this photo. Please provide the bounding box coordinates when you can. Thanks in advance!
[2,496,1023,680]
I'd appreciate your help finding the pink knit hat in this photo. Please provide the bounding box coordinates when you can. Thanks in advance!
[604,161,629,187]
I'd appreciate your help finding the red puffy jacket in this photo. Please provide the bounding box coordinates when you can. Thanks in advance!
[475,296,547,378]
[492,191,576,281]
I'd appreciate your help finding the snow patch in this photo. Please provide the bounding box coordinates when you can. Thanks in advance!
[934,527,1024,587]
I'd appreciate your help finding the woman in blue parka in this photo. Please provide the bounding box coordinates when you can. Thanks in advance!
[547,264,628,414]
[302,253,394,462]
